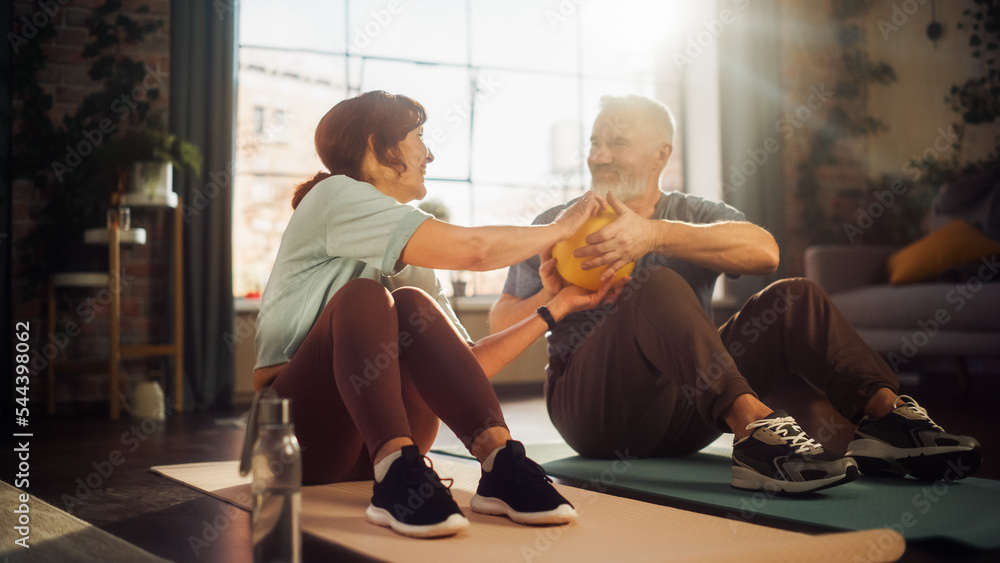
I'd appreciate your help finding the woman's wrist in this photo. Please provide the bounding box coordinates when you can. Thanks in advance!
[543,296,571,323]
[548,215,575,242]
[535,306,558,331]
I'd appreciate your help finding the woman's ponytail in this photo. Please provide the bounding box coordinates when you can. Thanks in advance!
[291,171,333,209]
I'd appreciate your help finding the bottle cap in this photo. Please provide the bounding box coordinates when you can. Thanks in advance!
[240,388,287,476]
[259,397,292,425]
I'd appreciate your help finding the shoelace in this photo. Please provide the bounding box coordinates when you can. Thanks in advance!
[508,449,553,485]
[896,395,945,431]
[405,455,455,492]
[746,416,823,455]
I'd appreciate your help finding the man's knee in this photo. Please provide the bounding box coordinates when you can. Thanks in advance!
[762,277,827,310]
[628,267,702,310]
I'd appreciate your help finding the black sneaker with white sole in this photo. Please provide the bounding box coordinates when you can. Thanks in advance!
[366,445,469,538]
[732,410,859,495]
[470,440,577,524]
[847,395,981,482]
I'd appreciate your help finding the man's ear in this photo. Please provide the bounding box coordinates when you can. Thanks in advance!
[654,143,672,170]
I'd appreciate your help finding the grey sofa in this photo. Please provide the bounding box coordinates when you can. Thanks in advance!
[804,244,1000,368]
[805,166,1000,370]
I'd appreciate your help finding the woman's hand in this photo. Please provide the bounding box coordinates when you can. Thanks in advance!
[540,247,628,320]
[552,191,605,239]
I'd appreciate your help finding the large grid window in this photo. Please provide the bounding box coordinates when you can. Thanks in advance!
[233,0,694,297]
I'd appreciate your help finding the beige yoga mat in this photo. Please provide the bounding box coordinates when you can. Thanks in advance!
[152,455,904,562]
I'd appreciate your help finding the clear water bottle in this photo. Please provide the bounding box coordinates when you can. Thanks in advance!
[250,397,301,563]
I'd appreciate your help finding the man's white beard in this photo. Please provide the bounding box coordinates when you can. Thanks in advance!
[590,164,647,203]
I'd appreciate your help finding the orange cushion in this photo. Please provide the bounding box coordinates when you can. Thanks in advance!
[887,219,1000,284]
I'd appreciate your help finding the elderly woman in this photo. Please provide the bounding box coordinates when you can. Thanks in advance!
[254,91,615,538]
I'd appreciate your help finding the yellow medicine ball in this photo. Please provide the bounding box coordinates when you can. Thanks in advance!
[551,209,635,291]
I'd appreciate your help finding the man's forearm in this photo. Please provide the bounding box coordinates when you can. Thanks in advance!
[651,220,779,275]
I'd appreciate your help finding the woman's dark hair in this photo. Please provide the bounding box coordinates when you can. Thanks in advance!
[292,90,427,209]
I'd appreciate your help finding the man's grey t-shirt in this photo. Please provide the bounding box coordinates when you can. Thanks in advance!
[502,190,745,369]
[255,175,470,369]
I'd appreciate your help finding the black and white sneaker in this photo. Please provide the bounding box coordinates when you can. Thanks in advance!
[732,411,859,495]
[470,440,577,524]
[366,445,469,538]
[847,395,982,482]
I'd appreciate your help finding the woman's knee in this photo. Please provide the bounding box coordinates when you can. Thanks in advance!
[340,277,393,303]
[325,278,396,333]
[331,278,394,315]
[391,286,444,325]
[390,286,436,308]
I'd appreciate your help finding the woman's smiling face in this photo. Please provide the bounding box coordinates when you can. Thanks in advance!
[387,126,434,203]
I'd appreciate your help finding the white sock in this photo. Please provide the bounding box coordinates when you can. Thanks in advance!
[374,450,403,482]
[481,445,505,473]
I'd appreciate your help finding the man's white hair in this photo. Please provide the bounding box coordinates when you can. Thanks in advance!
[598,94,676,146]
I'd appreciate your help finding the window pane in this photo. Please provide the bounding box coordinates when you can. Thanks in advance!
[578,0,689,81]
[237,48,345,174]
[233,173,302,296]
[471,71,582,187]
[240,0,346,52]
[423,180,472,226]
[235,0,698,297]
[348,0,467,64]
[470,0,578,73]
[234,47,347,297]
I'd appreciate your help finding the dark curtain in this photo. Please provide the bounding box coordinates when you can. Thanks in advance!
[169,1,236,410]
[718,0,786,305]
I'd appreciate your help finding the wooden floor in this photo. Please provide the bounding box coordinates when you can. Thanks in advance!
[14,363,1000,563]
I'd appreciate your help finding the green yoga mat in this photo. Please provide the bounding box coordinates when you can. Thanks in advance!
[432,442,1000,550]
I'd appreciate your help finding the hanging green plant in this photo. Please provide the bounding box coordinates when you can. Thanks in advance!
[795,1,898,246]
[948,0,1000,149]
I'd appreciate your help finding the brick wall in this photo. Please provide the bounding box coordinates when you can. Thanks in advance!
[11,0,174,411]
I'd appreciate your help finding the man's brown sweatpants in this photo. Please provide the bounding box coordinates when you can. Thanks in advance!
[546,268,899,459]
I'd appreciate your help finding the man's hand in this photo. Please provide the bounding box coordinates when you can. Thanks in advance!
[574,192,656,283]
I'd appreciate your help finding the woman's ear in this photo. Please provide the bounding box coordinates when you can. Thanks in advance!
[360,135,380,182]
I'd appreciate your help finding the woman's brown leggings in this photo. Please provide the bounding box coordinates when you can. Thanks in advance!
[270,278,508,484]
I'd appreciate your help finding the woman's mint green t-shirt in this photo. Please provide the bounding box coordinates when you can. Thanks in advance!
[254,175,471,369]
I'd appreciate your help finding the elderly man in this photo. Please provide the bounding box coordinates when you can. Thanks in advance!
[491,94,981,494]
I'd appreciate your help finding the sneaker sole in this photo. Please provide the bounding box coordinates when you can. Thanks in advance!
[848,439,982,481]
[365,504,469,538]
[731,464,860,496]
[470,494,577,525]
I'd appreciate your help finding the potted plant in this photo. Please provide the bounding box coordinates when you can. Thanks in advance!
[10,0,201,281]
